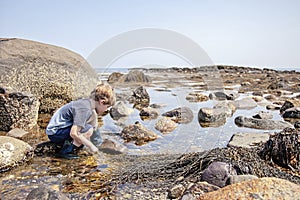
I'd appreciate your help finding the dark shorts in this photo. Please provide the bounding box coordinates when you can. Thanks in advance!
[48,124,93,145]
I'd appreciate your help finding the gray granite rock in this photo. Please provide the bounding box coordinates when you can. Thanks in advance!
[227,132,270,148]
[110,101,134,120]
[7,128,29,138]
[162,106,193,124]
[201,161,237,188]
[233,97,257,109]
[235,116,293,130]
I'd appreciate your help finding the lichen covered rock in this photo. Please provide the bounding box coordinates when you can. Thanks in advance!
[0,38,99,113]
[0,136,33,172]
[0,90,39,131]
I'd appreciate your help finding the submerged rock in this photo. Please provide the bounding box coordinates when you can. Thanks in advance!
[99,138,128,154]
[0,136,33,172]
[26,185,70,200]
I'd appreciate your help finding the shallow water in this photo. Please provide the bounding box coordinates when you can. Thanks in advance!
[98,69,287,156]
[0,69,290,198]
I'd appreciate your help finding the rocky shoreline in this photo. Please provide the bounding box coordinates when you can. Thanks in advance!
[1,38,300,199]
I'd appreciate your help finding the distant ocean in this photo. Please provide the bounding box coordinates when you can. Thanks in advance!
[94,66,300,73]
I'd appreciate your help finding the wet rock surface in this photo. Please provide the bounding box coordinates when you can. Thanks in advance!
[201,161,237,187]
[198,107,227,125]
[162,106,193,124]
[235,116,293,130]
[26,185,70,200]
[155,116,177,134]
[99,137,128,154]
[120,122,159,145]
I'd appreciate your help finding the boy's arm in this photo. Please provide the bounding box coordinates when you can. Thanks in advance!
[70,125,98,153]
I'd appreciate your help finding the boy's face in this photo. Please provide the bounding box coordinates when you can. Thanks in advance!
[95,100,110,115]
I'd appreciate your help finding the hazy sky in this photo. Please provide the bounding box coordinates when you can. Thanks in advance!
[1,0,299,69]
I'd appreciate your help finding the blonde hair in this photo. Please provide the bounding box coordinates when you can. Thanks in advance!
[90,84,116,106]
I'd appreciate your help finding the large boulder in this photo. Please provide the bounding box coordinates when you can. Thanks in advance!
[0,136,33,172]
[120,70,151,83]
[0,90,39,131]
[0,38,99,113]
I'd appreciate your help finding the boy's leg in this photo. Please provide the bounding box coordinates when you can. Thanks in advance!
[48,127,79,159]
[48,126,72,145]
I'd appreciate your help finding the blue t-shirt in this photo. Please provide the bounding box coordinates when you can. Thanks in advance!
[46,98,93,135]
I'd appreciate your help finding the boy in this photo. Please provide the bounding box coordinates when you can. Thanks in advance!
[46,84,116,159]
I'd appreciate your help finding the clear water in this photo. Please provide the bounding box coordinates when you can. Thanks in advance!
[97,68,285,155]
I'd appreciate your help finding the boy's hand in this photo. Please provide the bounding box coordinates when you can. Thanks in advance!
[90,145,99,154]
